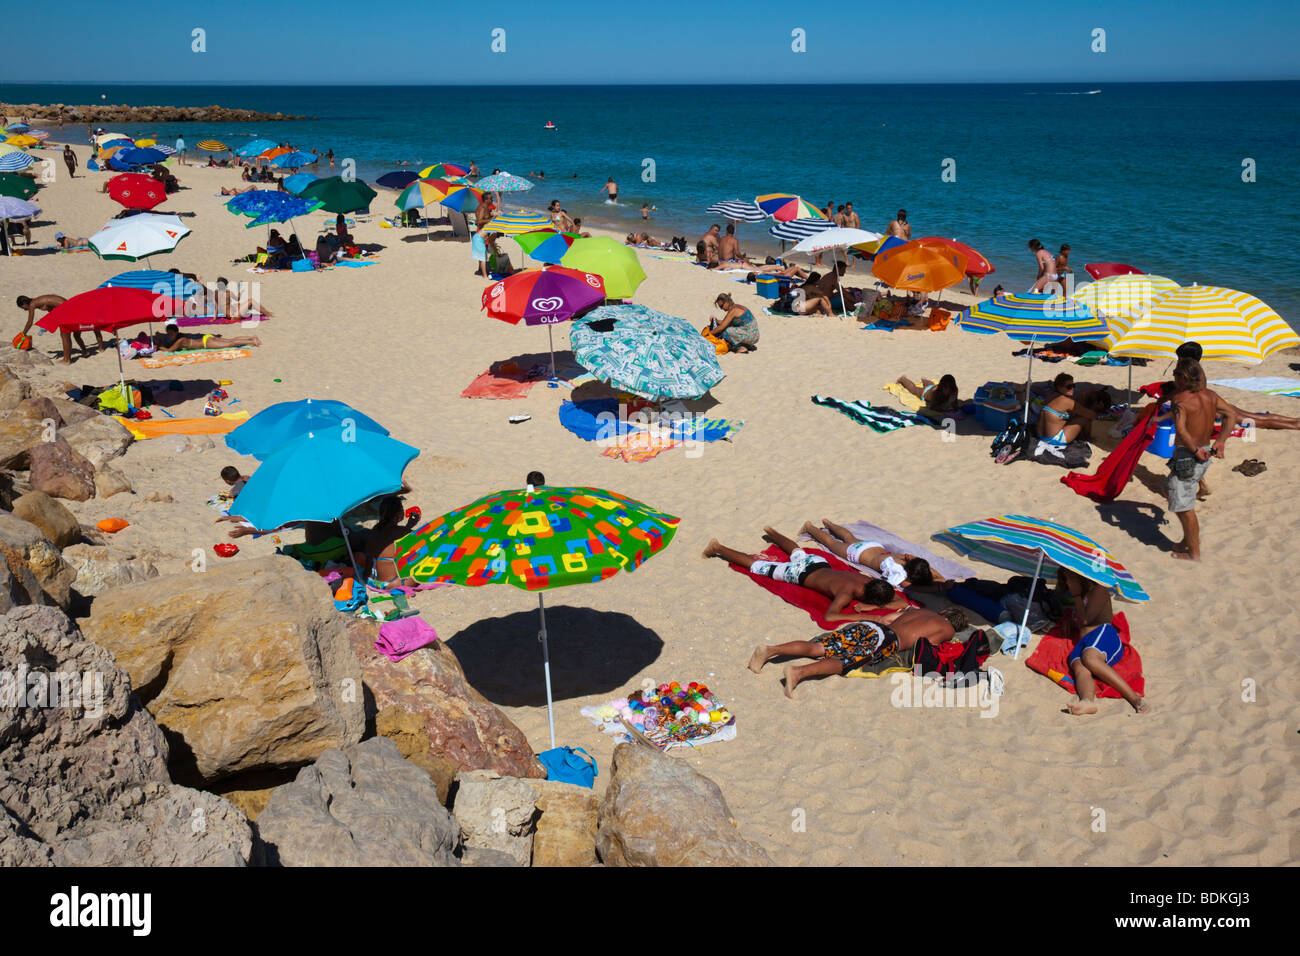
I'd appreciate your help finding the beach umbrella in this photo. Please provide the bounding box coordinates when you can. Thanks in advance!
[197,140,230,153]
[560,237,646,299]
[94,132,129,145]
[134,139,156,147]
[29,131,51,142]
[260,146,292,161]
[957,291,1108,422]
[871,239,967,309]
[423,179,483,213]
[0,151,36,172]
[1085,263,1143,280]
[271,151,317,168]
[706,200,766,223]
[391,483,680,748]
[106,173,167,211]
[225,189,285,217]
[792,227,886,317]
[482,266,606,376]
[4,135,39,148]
[298,175,377,214]
[473,171,533,193]
[113,146,167,167]
[236,139,277,158]
[226,398,390,460]
[570,303,724,400]
[916,236,995,277]
[376,171,418,190]
[484,212,552,235]
[768,217,834,244]
[0,173,38,200]
[514,229,579,265]
[232,193,324,258]
[5,123,30,134]
[282,172,318,195]
[755,193,827,222]
[934,514,1149,657]
[99,269,203,300]
[89,213,190,263]
[1073,274,1182,399]
[36,286,181,384]
[1107,285,1300,364]
[418,162,469,181]
[0,197,39,258]
[152,144,177,157]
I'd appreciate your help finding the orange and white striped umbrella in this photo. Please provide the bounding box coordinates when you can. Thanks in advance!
[1107,285,1299,363]
[1072,273,1180,349]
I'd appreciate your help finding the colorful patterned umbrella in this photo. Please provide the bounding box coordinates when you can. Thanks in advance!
[915,236,995,277]
[392,483,681,747]
[483,266,605,375]
[197,140,230,152]
[484,212,552,235]
[418,162,469,181]
[513,229,579,265]
[755,193,827,222]
[935,515,1148,656]
[872,239,967,292]
[235,139,277,158]
[423,178,483,212]
[298,175,377,214]
[89,213,190,262]
[245,195,325,229]
[1106,285,1300,364]
[5,123,30,134]
[570,304,724,400]
[706,200,766,223]
[473,171,533,193]
[560,237,646,299]
[106,173,167,210]
[0,173,38,200]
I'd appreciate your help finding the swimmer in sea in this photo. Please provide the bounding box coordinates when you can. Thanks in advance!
[601,178,618,203]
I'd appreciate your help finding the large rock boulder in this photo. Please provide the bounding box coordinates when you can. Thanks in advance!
[28,439,96,502]
[93,467,132,499]
[347,619,542,779]
[596,744,772,867]
[451,770,538,866]
[375,705,456,805]
[61,543,158,597]
[12,491,81,549]
[527,779,600,868]
[254,737,460,867]
[0,512,76,609]
[0,405,51,470]
[58,415,133,470]
[80,556,365,784]
[0,368,28,412]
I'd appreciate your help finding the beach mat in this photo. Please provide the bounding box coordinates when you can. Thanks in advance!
[798,520,975,582]
[811,395,930,432]
[115,410,249,439]
[1024,612,1143,699]
[140,348,251,368]
[1209,376,1300,397]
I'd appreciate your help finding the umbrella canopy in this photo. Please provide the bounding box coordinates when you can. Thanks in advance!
[768,218,834,243]
[423,178,483,212]
[706,200,766,222]
[36,287,177,335]
[154,145,178,157]
[473,171,533,193]
[94,132,129,145]
[99,269,202,299]
[0,173,39,199]
[5,123,31,133]
[872,240,968,292]
[418,162,469,181]
[225,399,390,460]
[915,236,995,277]
[4,135,39,148]
[235,139,277,158]
[106,173,167,211]
[484,212,552,235]
[89,213,190,261]
[1107,286,1300,363]
[1085,263,1144,280]
[224,189,285,217]
[230,426,419,530]
[260,146,292,161]
[560,237,646,299]
[1072,274,1181,349]
[793,227,886,317]
[28,131,50,141]
[376,170,418,190]
[0,197,39,220]
[113,146,167,167]
[197,140,230,152]
[482,266,606,327]
[570,303,724,400]
[244,195,325,229]
[0,152,36,172]
[282,172,318,195]
[271,151,317,168]
[134,138,156,147]
[298,175,377,214]
[514,229,579,264]
[755,193,827,222]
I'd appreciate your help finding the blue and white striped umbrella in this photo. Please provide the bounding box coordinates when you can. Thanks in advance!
[0,152,36,172]
[99,269,202,299]
[769,218,835,242]
[152,144,176,156]
[706,200,765,223]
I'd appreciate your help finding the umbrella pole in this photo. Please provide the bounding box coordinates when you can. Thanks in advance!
[1015,550,1047,660]
[547,324,556,379]
[538,592,556,750]
[289,218,307,259]
[833,247,848,318]
[1023,343,1036,424]
[336,520,368,594]
[1126,363,1133,407]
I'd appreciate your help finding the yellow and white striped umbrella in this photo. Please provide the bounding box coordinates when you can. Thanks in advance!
[1108,285,1300,363]
[1072,273,1181,349]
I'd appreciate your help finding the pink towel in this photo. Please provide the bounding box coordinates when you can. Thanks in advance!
[374,615,439,662]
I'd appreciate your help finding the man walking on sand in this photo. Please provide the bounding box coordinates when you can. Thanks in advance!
[1167,357,1236,561]
[175,135,186,165]
[62,145,78,179]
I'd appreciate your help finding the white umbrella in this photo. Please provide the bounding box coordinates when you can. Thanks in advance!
[0,197,39,257]
[792,227,883,317]
[89,213,190,264]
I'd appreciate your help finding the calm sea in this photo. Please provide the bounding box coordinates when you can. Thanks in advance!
[5,81,1299,326]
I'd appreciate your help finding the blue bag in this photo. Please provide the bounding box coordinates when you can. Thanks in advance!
[291,257,315,273]
[537,746,597,789]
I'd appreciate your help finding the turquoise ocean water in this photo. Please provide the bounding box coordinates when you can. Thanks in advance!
[5,81,1299,327]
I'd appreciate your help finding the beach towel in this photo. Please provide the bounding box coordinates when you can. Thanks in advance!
[173,314,268,328]
[800,520,976,582]
[1025,612,1143,699]
[1061,405,1158,501]
[882,382,926,411]
[139,348,251,368]
[811,396,929,433]
[728,544,915,630]
[374,615,439,662]
[335,259,376,267]
[601,430,681,462]
[114,410,248,439]
[1210,376,1300,397]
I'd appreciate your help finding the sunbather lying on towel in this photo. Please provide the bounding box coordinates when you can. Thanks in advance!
[704,526,908,622]
[800,519,943,590]
[896,373,960,412]
[158,319,261,351]
[1056,568,1148,715]
[749,605,968,697]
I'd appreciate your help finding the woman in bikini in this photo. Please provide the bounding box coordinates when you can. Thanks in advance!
[158,320,261,351]
[1028,238,1056,292]
[1056,568,1148,715]
[360,496,421,586]
[896,373,960,412]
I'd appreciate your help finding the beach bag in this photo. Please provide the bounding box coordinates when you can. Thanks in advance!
[97,384,133,415]
[537,746,597,789]
[772,292,794,313]
[701,326,729,354]
[990,417,1029,465]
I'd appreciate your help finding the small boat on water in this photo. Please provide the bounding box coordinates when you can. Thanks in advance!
[544,121,557,131]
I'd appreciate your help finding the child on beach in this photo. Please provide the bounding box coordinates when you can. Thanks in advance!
[220,466,248,498]
[1055,568,1148,714]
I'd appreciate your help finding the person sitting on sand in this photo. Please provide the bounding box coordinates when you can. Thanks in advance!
[710,293,760,352]
[358,495,422,586]
[718,224,749,264]
[220,465,249,498]
[157,319,261,352]
[800,519,943,590]
[1036,373,1107,447]
[571,217,592,238]
[210,277,273,319]
[750,605,968,697]
[896,373,960,412]
[704,527,908,623]
[698,224,721,255]
[1055,568,1148,714]
[695,241,721,268]
[786,285,834,316]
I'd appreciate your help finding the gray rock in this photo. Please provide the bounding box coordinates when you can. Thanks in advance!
[12,491,81,549]
[58,416,133,470]
[452,770,538,866]
[0,512,76,609]
[27,438,96,502]
[93,467,132,499]
[460,847,524,867]
[0,368,27,412]
[61,543,158,597]
[255,737,460,867]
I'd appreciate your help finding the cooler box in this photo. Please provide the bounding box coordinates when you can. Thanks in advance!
[979,397,1019,432]
[756,276,779,299]
[1148,420,1176,458]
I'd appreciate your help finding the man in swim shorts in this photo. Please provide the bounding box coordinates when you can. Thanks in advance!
[748,605,967,697]
[800,519,942,589]
[1167,357,1235,561]
[601,178,618,203]
[158,320,261,352]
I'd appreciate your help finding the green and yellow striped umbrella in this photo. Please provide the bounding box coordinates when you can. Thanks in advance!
[1107,285,1299,363]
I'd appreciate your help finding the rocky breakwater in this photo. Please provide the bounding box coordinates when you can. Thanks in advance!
[2,103,309,123]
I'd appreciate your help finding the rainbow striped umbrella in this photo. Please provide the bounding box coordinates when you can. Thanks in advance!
[935,514,1149,657]
[1107,285,1299,364]
[484,211,553,235]
[423,178,483,212]
[418,162,469,181]
[513,229,579,264]
[29,131,50,141]
[754,193,827,222]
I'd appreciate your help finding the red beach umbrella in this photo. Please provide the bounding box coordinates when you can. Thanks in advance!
[36,287,183,386]
[106,173,167,211]
[916,236,995,277]
[1085,263,1144,280]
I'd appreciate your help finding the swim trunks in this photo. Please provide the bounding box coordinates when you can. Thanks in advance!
[749,548,829,586]
[1067,623,1124,667]
[820,620,900,672]
[609,193,618,202]
[1166,446,1212,513]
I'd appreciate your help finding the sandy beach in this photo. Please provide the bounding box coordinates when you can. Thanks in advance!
[3,159,1297,867]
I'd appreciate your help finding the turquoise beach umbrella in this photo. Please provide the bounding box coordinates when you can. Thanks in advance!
[226,399,389,460]
[283,172,318,195]
[236,139,277,158]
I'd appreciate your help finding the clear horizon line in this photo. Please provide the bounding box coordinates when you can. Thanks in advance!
[3,77,1299,89]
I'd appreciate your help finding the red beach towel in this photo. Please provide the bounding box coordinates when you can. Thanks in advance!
[461,368,539,399]
[1061,406,1158,502]
[1024,612,1144,699]
[727,544,915,630]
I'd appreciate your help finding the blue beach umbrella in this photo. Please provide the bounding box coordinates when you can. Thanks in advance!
[226,399,390,460]
[5,123,31,134]
[474,171,533,193]
[236,139,278,158]
[99,269,202,299]
[225,190,285,217]
[272,151,317,168]
[0,197,39,257]
[376,170,418,190]
[246,195,324,228]
[114,146,167,167]
[282,172,319,195]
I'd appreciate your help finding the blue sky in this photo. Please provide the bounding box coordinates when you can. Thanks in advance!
[5,0,1299,84]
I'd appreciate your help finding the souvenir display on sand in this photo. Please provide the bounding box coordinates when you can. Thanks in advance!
[582,680,736,751]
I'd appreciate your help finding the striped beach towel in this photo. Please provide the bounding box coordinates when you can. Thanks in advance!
[140,348,251,368]
[1209,376,1300,397]
[811,396,929,433]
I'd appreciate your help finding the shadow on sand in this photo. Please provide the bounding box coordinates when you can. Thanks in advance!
[1095,500,1171,551]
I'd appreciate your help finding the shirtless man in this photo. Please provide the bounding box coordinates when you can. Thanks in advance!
[717,223,746,263]
[750,604,966,697]
[157,319,261,352]
[1167,357,1235,561]
[801,519,942,589]
[601,178,618,203]
[843,202,860,229]
[1174,340,1300,431]
[698,224,721,255]
[887,209,911,241]
[704,527,904,623]
[16,294,105,363]
[208,278,274,319]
